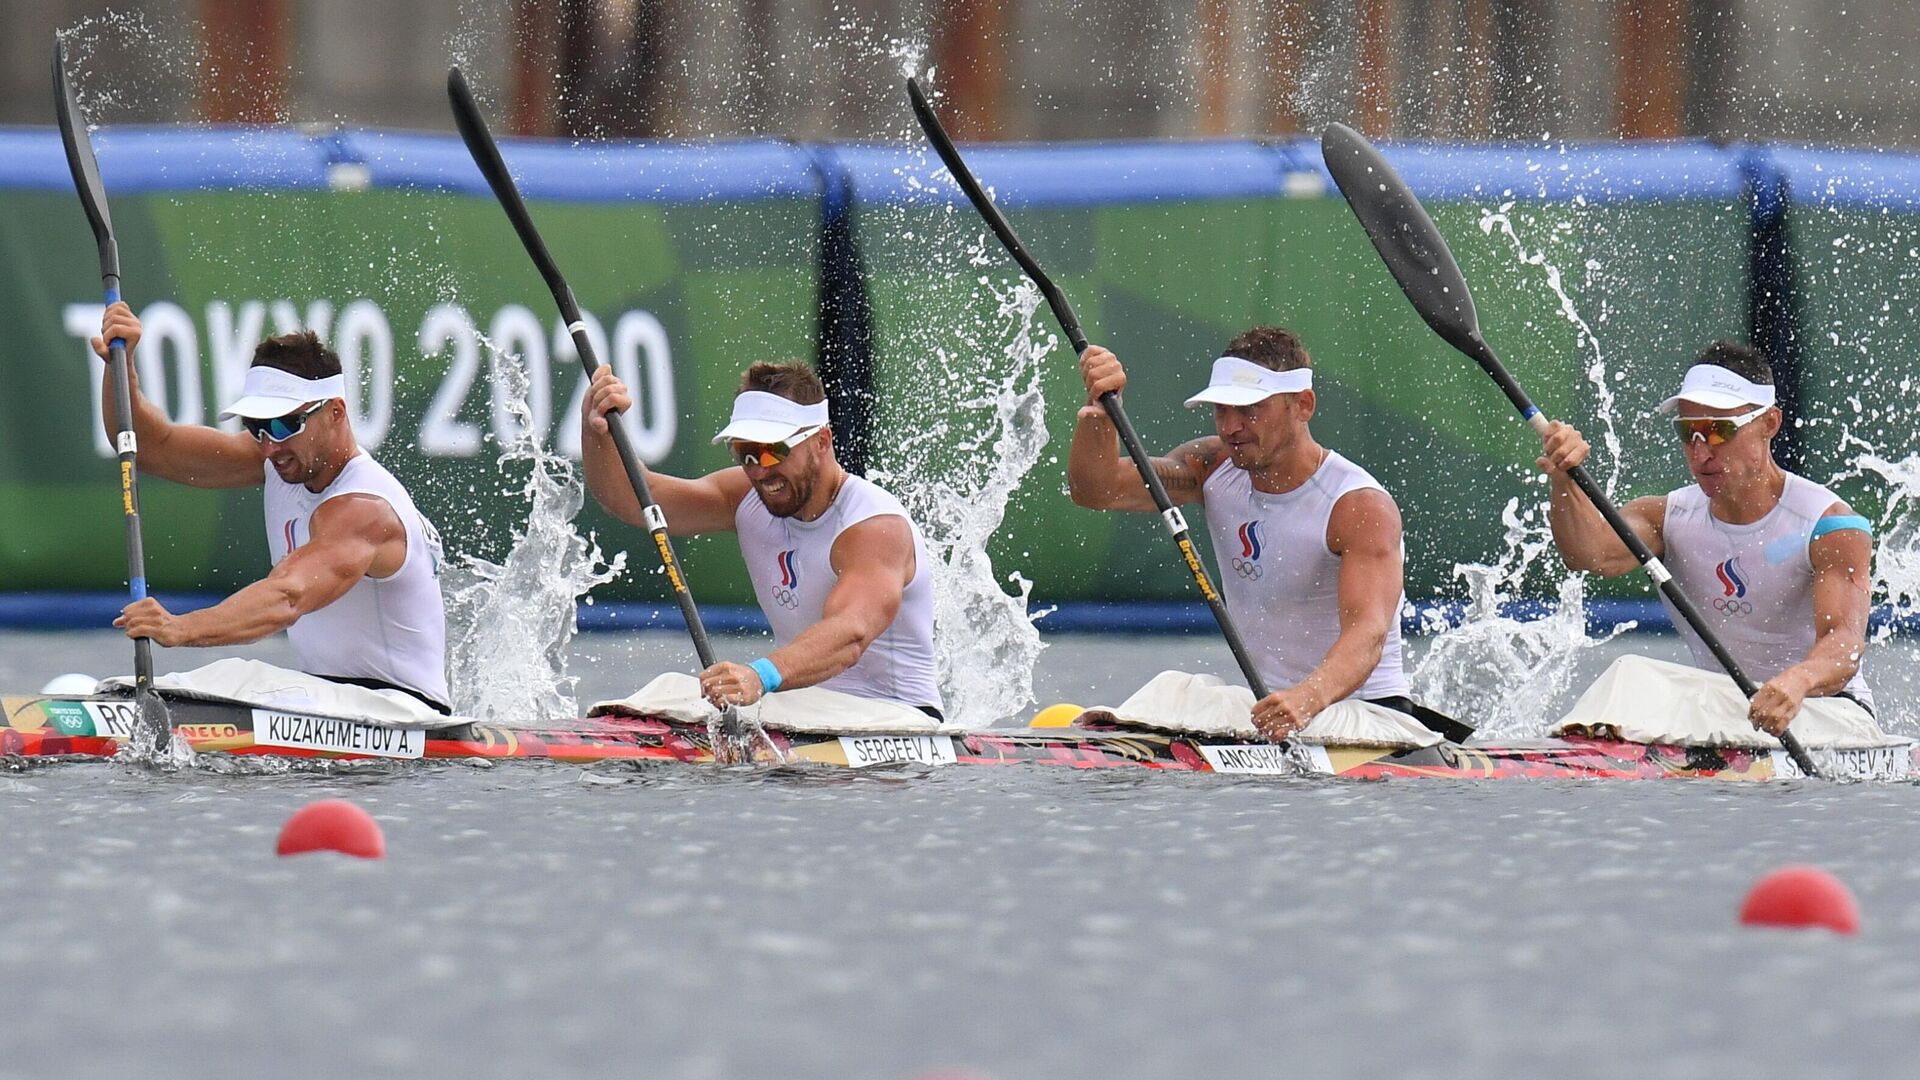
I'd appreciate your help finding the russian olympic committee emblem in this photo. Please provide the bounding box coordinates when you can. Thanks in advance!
[1230,520,1265,581]
[772,549,802,609]
[1713,556,1754,615]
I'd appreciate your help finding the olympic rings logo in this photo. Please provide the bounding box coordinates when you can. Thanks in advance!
[772,586,800,610]
[1230,557,1263,581]
[1712,597,1754,615]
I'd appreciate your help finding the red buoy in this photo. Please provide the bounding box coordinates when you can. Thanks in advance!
[1739,866,1858,934]
[277,799,385,859]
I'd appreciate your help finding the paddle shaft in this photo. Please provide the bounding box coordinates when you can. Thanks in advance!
[53,42,156,705]
[102,285,156,690]
[446,67,719,672]
[906,78,1271,700]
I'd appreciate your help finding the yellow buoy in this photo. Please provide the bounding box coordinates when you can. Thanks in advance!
[1030,703,1083,728]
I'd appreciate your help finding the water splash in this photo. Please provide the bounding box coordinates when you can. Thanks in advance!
[1838,450,1920,732]
[113,694,199,771]
[1478,200,1624,496]
[443,345,625,725]
[1409,496,1633,737]
[55,11,199,125]
[870,280,1054,729]
[889,38,929,81]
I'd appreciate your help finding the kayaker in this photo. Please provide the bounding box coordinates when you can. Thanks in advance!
[581,361,942,718]
[93,303,450,714]
[1066,326,1468,744]
[1537,341,1874,735]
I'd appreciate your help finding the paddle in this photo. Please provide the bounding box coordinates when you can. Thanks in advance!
[53,39,168,751]
[1320,121,1821,778]
[906,77,1273,703]
[445,66,747,746]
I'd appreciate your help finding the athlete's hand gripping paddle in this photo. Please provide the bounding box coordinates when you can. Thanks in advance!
[446,66,751,751]
[1320,121,1820,778]
[906,77,1274,711]
[54,39,169,751]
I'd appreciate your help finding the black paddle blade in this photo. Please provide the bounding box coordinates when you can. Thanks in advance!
[52,38,118,278]
[1321,122,1485,365]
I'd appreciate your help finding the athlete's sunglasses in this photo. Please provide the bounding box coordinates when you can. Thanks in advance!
[243,400,328,443]
[1672,407,1768,447]
[729,425,822,469]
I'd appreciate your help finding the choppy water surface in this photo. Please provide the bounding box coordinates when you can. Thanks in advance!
[5,631,1920,1079]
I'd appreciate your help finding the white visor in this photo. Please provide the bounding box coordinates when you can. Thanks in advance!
[218,367,346,420]
[1182,356,1313,408]
[1656,364,1777,414]
[711,390,831,445]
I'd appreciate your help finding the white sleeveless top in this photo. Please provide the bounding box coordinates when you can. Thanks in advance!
[735,474,942,711]
[263,451,450,708]
[1201,450,1409,700]
[1661,471,1872,710]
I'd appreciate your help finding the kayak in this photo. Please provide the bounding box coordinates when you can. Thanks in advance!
[5,691,1909,780]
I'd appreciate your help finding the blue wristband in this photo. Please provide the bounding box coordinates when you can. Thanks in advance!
[749,657,784,694]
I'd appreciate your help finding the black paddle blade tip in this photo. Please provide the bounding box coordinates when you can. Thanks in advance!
[52,35,118,259]
[1319,121,1486,362]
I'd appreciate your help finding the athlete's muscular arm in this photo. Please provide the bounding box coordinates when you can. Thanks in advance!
[93,302,265,488]
[1251,489,1404,741]
[1067,345,1220,510]
[114,494,403,647]
[698,516,915,707]
[1747,505,1874,736]
[580,366,748,534]
[1536,420,1664,574]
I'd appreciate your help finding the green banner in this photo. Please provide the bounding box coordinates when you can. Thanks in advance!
[0,185,821,602]
[859,189,1749,602]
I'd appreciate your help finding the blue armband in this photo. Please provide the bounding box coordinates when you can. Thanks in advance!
[1811,515,1873,541]
[749,657,784,694]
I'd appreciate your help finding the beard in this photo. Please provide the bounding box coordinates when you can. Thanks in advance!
[754,462,817,518]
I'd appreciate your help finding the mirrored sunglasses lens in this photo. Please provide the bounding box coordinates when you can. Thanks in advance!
[248,409,311,442]
[734,444,779,468]
[1673,419,1735,446]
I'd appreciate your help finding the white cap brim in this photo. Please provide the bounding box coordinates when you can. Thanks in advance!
[711,418,817,445]
[1655,389,1765,414]
[1184,385,1278,408]
[218,367,345,420]
[1657,363,1776,414]
[219,394,315,420]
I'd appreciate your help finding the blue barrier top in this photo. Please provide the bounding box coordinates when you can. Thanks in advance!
[828,140,1296,208]
[0,125,334,192]
[1762,147,1920,210]
[330,131,821,203]
[1279,138,1747,203]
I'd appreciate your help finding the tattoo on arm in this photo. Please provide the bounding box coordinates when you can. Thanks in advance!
[1151,438,1223,499]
